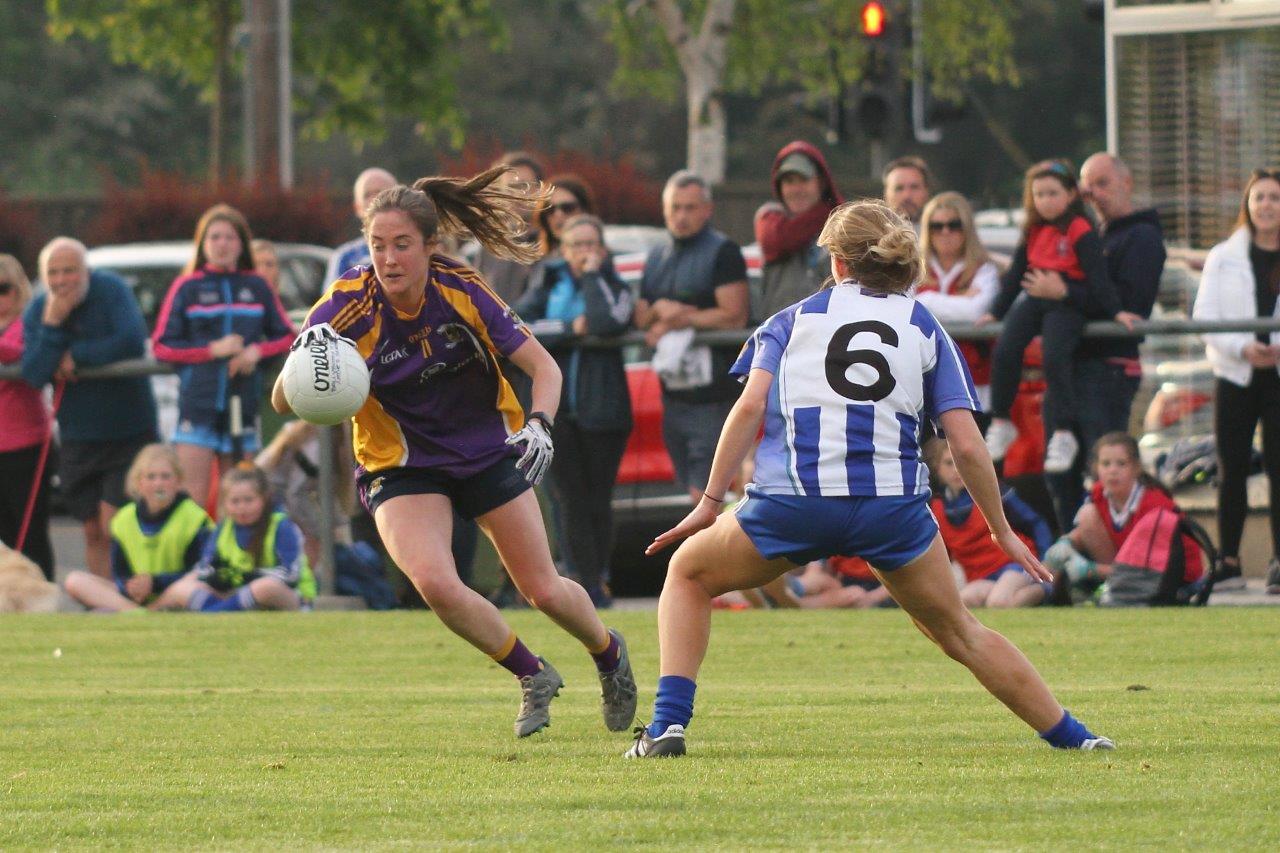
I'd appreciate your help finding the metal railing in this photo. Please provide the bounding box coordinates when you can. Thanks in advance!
[4,317,1278,594]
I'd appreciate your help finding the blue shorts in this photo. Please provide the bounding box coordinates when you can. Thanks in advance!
[735,489,938,570]
[173,422,261,455]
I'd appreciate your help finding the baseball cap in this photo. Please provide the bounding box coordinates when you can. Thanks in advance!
[777,152,818,179]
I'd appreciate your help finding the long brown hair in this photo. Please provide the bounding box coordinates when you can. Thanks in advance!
[363,166,550,265]
[1020,159,1088,239]
[1236,168,1280,295]
[187,204,255,274]
[536,174,596,256]
[219,464,274,568]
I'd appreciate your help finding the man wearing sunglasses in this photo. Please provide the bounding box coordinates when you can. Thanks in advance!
[1022,152,1166,532]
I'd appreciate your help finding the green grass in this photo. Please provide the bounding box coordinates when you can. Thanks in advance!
[2,608,1278,850]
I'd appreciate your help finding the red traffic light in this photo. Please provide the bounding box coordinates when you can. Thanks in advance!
[860,1,886,37]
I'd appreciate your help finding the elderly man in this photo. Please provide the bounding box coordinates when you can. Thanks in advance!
[636,170,749,502]
[21,237,157,577]
[1022,152,1166,531]
[325,167,398,283]
[882,156,932,231]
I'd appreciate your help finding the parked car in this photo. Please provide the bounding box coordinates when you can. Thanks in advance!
[86,241,333,328]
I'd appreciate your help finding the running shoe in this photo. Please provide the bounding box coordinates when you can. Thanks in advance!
[625,724,687,758]
[599,630,638,732]
[514,658,563,738]
[1214,561,1247,592]
[1265,558,1280,595]
[1080,736,1116,750]
[1043,430,1080,474]
[985,418,1018,462]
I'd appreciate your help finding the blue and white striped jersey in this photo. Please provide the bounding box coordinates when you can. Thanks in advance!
[731,281,979,497]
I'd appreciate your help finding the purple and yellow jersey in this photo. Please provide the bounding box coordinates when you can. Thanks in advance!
[302,255,532,478]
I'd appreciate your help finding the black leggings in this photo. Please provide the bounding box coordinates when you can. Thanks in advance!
[1215,372,1280,560]
[0,443,55,580]
[546,418,629,591]
[989,295,1085,428]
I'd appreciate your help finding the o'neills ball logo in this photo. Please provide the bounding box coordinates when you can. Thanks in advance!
[309,340,334,391]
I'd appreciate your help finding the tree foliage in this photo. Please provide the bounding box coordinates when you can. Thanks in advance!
[45,0,507,147]
[601,0,1019,108]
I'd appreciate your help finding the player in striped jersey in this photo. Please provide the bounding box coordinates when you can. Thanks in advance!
[627,200,1111,758]
[273,169,636,739]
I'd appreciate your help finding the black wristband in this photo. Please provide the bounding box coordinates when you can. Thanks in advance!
[703,493,725,504]
[528,411,554,430]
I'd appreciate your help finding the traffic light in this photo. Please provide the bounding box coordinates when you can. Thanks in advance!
[860,2,887,38]
[854,1,896,140]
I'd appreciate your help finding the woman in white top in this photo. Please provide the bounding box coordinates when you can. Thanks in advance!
[1192,168,1280,594]
[916,192,1000,409]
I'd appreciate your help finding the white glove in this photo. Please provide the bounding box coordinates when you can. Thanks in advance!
[292,322,350,351]
[505,415,554,485]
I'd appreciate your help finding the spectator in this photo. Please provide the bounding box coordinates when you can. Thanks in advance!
[63,444,213,612]
[515,214,634,607]
[1023,153,1167,531]
[981,160,1138,475]
[0,254,54,577]
[535,174,595,261]
[162,465,314,612]
[882,156,932,231]
[929,442,1053,608]
[21,237,158,578]
[250,238,280,292]
[1192,168,1280,594]
[152,204,295,509]
[916,192,1001,409]
[255,418,355,574]
[476,151,546,305]
[1044,432,1203,603]
[754,141,843,318]
[636,170,749,502]
[326,167,398,283]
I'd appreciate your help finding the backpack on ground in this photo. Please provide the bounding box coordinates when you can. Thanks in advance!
[334,540,398,610]
[1102,508,1219,607]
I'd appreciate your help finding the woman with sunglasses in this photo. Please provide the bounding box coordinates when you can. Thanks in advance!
[0,255,55,577]
[535,175,596,260]
[1193,168,1280,594]
[917,192,1000,409]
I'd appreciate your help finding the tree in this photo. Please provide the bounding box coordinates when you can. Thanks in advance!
[602,0,1019,183]
[46,0,505,182]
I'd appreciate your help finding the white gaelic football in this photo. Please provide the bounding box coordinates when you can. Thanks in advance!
[282,325,370,426]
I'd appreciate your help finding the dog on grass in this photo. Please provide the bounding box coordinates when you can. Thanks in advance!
[0,543,60,613]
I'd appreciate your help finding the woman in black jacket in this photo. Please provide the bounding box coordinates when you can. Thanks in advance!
[516,214,634,606]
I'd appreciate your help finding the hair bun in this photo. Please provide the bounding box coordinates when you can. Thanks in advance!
[866,225,918,267]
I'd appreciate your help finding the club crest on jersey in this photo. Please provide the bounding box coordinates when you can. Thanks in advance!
[238,287,255,302]
[1057,237,1070,257]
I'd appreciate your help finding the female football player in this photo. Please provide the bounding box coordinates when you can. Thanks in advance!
[628,200,1112,758]
[273,167,636,739]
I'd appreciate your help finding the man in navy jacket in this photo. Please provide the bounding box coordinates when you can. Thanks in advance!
[1021,153,1166,531]
[22,237,157,577]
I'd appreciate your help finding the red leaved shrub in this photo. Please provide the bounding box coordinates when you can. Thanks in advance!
[438,141,662,226]
[0,190,49,273]
[87,169,348,247]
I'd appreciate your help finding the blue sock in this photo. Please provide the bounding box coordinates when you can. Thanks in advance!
[201,586,256,613]
[648,675,696,738]
[1039,709,1096,749]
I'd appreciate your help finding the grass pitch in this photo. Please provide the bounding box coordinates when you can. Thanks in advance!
[2,607,1278,850]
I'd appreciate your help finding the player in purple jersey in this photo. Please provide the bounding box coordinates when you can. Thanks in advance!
[627,200,1112,758]
[272,168,636,739]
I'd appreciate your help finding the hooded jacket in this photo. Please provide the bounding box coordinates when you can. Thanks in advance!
[753,141,843,319]
[1091,207,1166,361]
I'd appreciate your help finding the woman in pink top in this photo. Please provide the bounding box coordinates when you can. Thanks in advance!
[0,254,54,577]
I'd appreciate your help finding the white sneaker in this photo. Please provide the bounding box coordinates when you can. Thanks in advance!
[1043,430,1080,474]
[1080,736,1115,750]
[985,418,1018,462]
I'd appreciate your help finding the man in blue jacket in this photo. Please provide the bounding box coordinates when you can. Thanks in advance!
[1021,153,1166,533]
[22,237,157,578]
